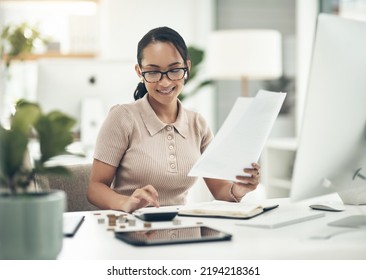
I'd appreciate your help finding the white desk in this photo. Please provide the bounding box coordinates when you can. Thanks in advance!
[59,195,366,260]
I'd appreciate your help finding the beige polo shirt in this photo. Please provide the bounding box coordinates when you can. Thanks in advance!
[93,94,213,206]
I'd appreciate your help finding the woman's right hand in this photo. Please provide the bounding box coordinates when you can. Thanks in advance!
[88,160,160,213]
[122,184,160,213]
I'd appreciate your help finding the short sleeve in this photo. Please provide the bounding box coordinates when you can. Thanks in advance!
[196,113,213,154]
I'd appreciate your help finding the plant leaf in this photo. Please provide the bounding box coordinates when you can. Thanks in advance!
[180,46,211,101]
[33,162,71,177]
[0,126,29,179]
[12,100,41,134]
[188,46,204,81]
[34,110,76,163]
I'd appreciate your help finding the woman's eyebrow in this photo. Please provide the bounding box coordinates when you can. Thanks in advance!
[168,62,183,67]
[143,61,183,69]
[144,63,160,68]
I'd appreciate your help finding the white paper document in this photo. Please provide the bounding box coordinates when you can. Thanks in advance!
[188,90,286,181]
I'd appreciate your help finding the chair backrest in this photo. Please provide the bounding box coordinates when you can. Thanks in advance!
[35,163,98,212]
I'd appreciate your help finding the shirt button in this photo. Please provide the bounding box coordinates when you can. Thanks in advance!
[168,145,174,150]
[170,163,176,169]
[169,154,175,159]
[166,126,172,131]
[169,230,177,239]
[167,135,173,140]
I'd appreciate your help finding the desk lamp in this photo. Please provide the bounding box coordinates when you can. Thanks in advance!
[205,29,282,96]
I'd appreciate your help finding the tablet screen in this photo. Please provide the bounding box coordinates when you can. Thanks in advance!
[115,226,232,246]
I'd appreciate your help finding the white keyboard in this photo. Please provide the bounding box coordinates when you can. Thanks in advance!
[236,210,325,229]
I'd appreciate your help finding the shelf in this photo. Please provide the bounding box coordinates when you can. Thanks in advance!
[261,137,297,198]
[2,52,97,62]
[0,0,99,3]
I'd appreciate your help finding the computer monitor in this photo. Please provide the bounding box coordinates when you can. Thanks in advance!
[290,14,366,206]
[36,58,137,147]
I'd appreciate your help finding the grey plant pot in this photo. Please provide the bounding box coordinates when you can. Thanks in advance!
[0,190,66,260]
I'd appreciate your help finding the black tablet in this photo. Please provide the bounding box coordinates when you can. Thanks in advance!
[115,226,232,246]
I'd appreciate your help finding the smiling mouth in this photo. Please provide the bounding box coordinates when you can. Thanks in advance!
[157,87,175,95]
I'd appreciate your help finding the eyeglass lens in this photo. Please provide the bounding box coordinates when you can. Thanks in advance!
[143,68,186,83]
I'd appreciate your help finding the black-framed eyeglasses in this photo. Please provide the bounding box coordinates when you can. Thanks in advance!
[141,67,187,83]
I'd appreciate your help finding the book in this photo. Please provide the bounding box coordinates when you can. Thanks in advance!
[178,200,279,220]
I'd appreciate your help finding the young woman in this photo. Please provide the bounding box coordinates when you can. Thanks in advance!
[87,26,260,213]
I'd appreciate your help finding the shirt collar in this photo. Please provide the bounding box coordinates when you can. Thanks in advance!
[139,94,188,138]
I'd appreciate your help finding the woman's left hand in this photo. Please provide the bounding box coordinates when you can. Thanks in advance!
[232,162,261,199]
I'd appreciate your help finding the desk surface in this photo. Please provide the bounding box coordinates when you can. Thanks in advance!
[59,195,366,260]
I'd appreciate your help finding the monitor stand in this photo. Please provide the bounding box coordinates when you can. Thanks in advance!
[331,183,366,228]
[328,215,366,228]
[336,166,366,205]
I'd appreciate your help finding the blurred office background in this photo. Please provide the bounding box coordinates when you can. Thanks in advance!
[1,0,365,200]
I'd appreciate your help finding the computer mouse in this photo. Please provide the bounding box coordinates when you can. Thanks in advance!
[309,201,346,212]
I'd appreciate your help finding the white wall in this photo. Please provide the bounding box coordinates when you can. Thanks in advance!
[99,0,214,60]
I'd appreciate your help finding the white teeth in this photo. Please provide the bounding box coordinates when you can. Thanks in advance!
[158,88,174,94]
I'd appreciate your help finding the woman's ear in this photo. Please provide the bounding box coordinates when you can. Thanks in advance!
[185,60,191,80]
[135,64,143,82]
[186,60,191,71]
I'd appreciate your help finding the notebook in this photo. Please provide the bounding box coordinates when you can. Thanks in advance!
[178,200,279,219]
[63,214,85,237]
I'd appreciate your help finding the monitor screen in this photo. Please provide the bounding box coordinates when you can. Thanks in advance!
[36,58,137,146]
[290,14,366,205]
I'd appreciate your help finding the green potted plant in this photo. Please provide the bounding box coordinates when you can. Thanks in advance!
[0,100,76,259]
[0,22,49,68]
[179,46,212,101]
[0,22,49,129]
